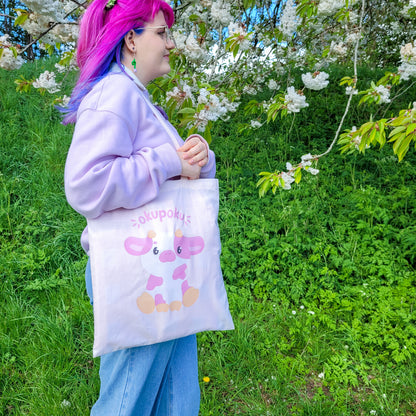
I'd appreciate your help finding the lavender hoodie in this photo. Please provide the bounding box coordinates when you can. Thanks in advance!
[65,65,216,254]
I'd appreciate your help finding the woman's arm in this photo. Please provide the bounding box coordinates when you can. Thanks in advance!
[65,108,182,219]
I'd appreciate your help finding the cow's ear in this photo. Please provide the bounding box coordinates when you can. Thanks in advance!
[187,236,204,255]
[148,230,156,239]
[175,229,183,237]
[124,236,152,256]
[176,235,205,258]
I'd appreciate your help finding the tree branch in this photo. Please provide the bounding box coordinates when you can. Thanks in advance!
[312,0,366,160]
[0,13,14,19]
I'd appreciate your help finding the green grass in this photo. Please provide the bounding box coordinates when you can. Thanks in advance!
[1,60,416,415]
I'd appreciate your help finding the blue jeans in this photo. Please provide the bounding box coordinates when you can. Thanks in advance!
[85,260,201,416]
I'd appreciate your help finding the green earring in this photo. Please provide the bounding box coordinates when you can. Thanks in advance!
[132,51,137,72]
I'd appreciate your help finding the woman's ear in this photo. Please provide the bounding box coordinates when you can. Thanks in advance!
[123,30,136,54]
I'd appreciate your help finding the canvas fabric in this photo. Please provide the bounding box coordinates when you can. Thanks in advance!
[88,177,234,357]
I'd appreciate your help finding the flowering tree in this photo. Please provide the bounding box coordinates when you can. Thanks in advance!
[1,0,416,193]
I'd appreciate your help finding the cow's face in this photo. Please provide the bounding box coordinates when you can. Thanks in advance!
[124,230,204,276]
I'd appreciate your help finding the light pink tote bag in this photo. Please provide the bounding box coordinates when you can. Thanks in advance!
[87,89,234,357]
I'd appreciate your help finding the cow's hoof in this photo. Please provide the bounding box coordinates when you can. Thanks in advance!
[170,301,182,311]
[183,287,199,307]
[156,303,170,312]
[136,292,155,314]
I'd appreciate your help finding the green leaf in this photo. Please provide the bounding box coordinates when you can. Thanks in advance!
[188,14,200,22]
[396,134,413,161]
[294,168,302,184]
[376,121,386,147]
[339,76,354,86]
[14,13,28,27]
[368,128,377,145]
[178,107,196,115]
[391,133,406,153]
[204,122,212,144]
[360,122,375,137]
[388,125,406,138]
[243,0,256,8]
[405,123,416,136]
[232,43,240,58]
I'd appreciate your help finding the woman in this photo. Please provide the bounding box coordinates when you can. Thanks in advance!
[63,0,215,414]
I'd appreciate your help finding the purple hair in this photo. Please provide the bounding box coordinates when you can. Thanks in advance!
[61,0,174,124]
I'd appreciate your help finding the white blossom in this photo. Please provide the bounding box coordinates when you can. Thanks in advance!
[183,33,208,62]
[22,0,67,22]
[398,42,416,80]
[0,48,24,70]
[400,42,416,63]
[193,88,239,131]
[317,0,345,16]
[227,23,252,51]
[330,40,348,57]
[307,167,319,175]
[301,153,313,165]
[19,10,78,44]
[0,36,25,70]
[268,79,279,90]
[398,61,416,80]
[301,71,329,90]
[345,31,361,45]
[243,85,257,95]
[227,23,240,35]
[16,0,80,44]
[279,0,298,38]
[374,85,391,104]
[55,54,77,73]
[281,171,295,189]
[348,11,360,24]
[166,84,196,105]
[402,0,416,16]
[52,23,79,43]
[285,86,309,113]
[60,400,71,408]
[346,86,358,95]
[172,31,187,51]
[33,70,61,93]
[61,95,70,106]
[211,0,233,26]
[285,154,319,177]
[250,120,262,129]
[349,126,369,150]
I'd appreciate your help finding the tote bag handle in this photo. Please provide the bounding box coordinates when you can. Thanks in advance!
[147,101,181,150]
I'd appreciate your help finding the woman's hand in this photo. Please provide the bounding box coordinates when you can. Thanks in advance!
[178,135,209,167]
[177,150,201,180]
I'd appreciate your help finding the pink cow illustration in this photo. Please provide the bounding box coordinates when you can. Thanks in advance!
[124,229,204,314]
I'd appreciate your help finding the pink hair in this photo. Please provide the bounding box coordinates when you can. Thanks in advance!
[62,0,174,124]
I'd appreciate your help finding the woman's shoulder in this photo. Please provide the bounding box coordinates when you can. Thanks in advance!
[79,71,144,116]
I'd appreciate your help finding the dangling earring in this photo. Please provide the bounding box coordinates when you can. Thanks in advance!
[131,48,137,73]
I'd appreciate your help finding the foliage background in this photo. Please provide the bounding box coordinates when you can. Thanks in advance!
[1,59,416,415]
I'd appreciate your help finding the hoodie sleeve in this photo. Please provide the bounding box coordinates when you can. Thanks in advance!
[65,107,182,219]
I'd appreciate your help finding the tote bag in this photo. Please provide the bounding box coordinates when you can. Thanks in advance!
[87,88,234,357]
